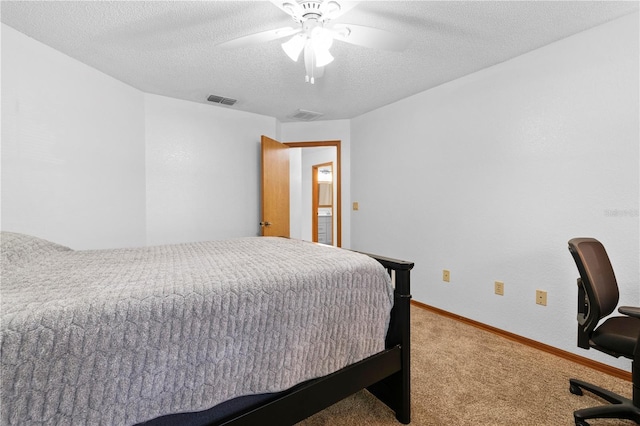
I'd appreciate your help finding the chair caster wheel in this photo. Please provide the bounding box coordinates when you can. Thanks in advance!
[570,383,583,396]
[575,419,590,426]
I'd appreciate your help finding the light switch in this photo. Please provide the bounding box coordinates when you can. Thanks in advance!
[353,202,359,211]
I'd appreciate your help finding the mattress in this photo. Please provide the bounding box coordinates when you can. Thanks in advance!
[0,232,394,425]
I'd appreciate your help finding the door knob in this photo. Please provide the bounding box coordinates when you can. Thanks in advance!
[259,221,272,227]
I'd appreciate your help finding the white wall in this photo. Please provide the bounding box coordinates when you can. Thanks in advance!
[1,24,146,249]
[351,13,639,370]
[144,94,275,245]
[279,120,352,247]
[1,23,278,249]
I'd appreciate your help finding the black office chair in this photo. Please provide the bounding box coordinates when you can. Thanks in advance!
[567,238,640,426]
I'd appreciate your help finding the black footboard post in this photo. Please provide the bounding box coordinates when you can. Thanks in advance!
[394,266,412,424]
[364,254,414,424]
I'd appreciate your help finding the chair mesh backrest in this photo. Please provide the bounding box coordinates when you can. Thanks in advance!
[568,238,619,320]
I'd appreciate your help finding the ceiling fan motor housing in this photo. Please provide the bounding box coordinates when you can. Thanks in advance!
[284,1,341,23]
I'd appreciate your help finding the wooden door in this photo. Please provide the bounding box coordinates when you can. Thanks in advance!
[261,135,290,237]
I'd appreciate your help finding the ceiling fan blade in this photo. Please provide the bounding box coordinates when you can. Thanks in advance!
[218,27,300,49]
[332,23,409,51]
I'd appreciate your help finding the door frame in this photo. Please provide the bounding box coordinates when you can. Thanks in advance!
[285,140,341,248]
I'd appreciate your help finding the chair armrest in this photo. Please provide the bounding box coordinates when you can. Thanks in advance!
[618,306,640,318]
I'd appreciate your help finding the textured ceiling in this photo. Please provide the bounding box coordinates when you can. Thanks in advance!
[2,1,638,122]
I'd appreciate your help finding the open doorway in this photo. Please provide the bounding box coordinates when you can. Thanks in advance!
[285,140,341,247]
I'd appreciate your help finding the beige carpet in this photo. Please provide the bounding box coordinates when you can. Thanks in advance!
[298,305,635,426]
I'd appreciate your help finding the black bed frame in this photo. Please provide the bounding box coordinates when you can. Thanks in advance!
[213,252,415,425]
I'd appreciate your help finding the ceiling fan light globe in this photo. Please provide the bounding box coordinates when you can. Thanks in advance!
[282,34,306,61]
[315,47,334,67]
[311,27,333,50]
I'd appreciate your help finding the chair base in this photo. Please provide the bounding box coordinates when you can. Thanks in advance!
[569,378,640,426]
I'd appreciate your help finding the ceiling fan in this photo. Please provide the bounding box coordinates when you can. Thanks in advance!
[219,0,409,84]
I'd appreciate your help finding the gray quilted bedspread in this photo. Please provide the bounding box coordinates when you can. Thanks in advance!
[1,232,394,425]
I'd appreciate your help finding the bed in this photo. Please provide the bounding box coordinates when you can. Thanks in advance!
[0,232,413,425]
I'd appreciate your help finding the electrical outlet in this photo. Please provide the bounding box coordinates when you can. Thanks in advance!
[442,270,450,282]
[352,202,359,211]
[536,290,547,306]
[494,281,504,296]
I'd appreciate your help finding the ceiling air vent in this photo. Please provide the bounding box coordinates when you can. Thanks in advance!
[207,94,237,106]
[289,109,324,121]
